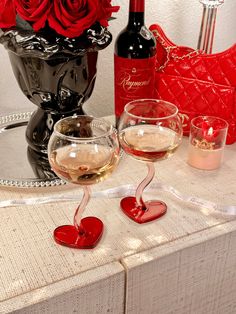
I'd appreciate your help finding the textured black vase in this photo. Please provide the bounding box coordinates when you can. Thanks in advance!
[9,50,99,154]
[0,23,112,155]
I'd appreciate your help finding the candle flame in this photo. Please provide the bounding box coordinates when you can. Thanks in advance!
[208,127,213,136]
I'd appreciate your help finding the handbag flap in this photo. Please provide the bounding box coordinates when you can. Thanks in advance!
[150,23,236,88]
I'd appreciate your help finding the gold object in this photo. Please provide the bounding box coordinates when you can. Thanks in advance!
[193,138,215,150]
[152,29,201,71]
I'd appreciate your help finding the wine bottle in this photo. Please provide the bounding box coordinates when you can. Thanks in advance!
[114,0,156,124]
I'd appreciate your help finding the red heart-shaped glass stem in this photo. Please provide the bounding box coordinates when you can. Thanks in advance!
[54,217,103,249]
[120,197,167,224]
[120,162,167,223]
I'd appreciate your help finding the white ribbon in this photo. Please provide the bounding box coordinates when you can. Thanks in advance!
[0,182,236,216]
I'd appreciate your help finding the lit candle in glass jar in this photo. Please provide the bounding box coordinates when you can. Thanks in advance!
[187,116,228,170]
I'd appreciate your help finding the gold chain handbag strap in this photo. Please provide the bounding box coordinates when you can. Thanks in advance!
[152,29,202,71]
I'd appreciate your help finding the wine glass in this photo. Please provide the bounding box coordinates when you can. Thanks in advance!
[48,115,120,249]
[118,99,182,224]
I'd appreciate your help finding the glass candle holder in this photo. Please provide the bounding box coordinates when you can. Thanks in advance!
[187,116,228,170]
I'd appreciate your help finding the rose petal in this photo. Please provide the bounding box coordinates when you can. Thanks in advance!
[0,0,16,28]
[48,0,99,38]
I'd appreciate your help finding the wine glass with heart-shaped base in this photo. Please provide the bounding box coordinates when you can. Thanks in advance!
[118,99,182,224]
[48,115,120,249]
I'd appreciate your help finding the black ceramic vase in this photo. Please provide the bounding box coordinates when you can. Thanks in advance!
[0,24,112,179]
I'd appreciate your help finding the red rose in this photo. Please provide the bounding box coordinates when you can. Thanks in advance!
[0,0,16,28]
[48,0,99,38]
[14,0,52,31]
[97,0,119,27]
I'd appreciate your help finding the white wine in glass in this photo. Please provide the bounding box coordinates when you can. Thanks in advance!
[48,116,120,248]
[118,99,182,224]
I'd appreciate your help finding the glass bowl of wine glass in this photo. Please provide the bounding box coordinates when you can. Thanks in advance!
[118,99,182,224]
[48,115,120,249]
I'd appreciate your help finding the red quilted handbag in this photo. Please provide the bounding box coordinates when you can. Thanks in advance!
[150,23,236,144]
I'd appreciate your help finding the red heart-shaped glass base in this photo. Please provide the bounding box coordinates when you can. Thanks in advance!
[120,196,167,224]
[54,217,103,249]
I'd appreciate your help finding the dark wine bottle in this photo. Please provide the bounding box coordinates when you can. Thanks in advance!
[114,0,156,123]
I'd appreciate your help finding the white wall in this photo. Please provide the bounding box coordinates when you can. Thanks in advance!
[0,0,235,117]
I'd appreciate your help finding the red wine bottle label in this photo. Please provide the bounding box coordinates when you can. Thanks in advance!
[114,55,156,118]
